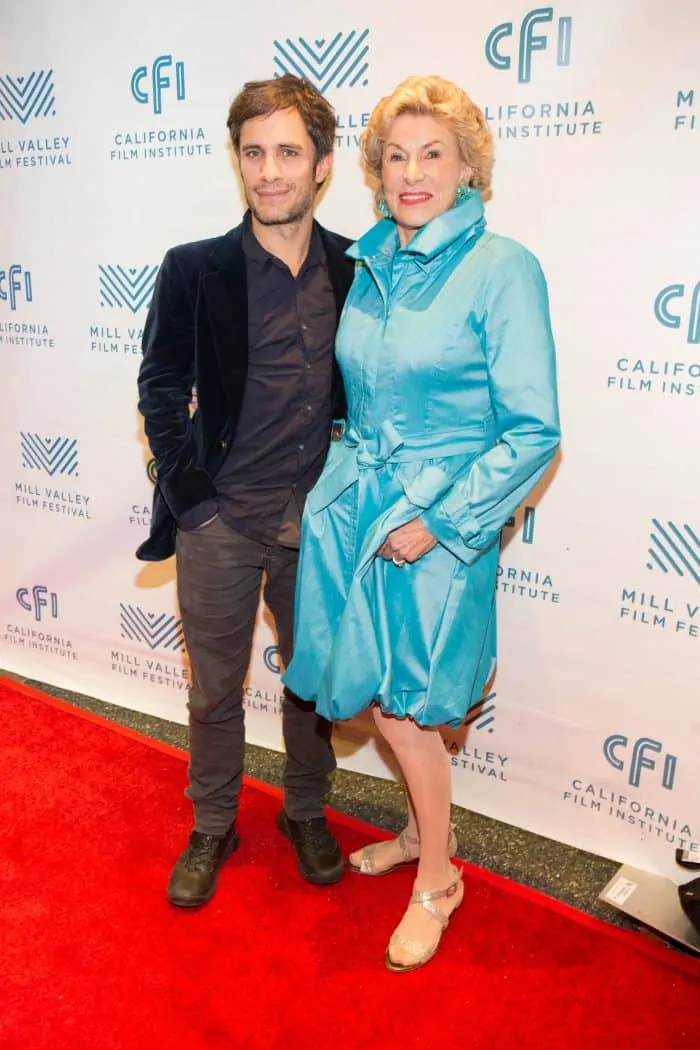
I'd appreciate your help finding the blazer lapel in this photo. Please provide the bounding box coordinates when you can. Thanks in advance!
[202,226,248,408]
[320,227,355,323]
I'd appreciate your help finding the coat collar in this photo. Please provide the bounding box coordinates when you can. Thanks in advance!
[208,224,245,273]
[207,213,351,278]
[348,191,486,266]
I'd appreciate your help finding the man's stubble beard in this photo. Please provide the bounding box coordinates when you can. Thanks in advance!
[247,185,317,227]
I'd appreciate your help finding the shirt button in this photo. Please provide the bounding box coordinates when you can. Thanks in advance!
[220,440,228,450]
[305,363,312,371]
[298,443,305,450]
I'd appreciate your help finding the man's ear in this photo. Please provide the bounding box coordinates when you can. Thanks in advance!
[315,152,333,186]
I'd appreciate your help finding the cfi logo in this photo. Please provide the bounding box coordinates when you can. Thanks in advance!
[263,645,281,674]
[0,264,32,310]
[0,70,56,124]
[505,505,536,544]
[99,264,158,314]
[603,733,677,791]
[21,433,78,476]
[654,282,700,344]
[128,54,183,114]
[146,458,157,485]
[130,55,185,115]
[16,585,59,621]
[119,603,185,651]
[273,30,369,94]
[463,691,497,733]
[646,518,700,584]
[485,7,572,84]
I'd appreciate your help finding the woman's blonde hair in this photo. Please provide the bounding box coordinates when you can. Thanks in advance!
[360,75,494,203]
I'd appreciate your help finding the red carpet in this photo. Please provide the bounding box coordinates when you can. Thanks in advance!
[1,679,698,1050]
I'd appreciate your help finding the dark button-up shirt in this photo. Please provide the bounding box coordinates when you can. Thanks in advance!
[179,213,337,545]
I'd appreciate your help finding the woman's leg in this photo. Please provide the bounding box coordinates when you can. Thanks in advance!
[347,772,419,871]
[371,707,462,965]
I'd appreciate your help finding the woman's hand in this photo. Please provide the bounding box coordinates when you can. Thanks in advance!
[378,518,438,564]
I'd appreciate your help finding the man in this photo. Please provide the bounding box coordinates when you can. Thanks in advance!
[137,75,354,907]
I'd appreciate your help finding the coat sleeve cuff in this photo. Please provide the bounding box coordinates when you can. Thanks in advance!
[421,503,496,566]
[176,498,219,531]
[160,464,218,520]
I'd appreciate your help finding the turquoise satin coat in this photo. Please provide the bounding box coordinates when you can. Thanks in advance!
[283,193,561,727]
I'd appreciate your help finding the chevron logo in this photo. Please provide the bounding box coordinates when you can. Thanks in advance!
[463,691,497,733]
[0,70,56,124]
[119,604,185,651]
[273,30,369,93]
[99,264,158,313]
[646,519,700,584]
[20,433,78,476]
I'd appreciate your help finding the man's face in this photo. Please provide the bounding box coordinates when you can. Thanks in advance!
[238,107,332,226]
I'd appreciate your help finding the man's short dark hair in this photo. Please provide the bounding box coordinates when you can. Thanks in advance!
[227,75,336,162]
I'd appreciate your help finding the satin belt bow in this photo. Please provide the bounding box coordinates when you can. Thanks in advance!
[341,420,404,468]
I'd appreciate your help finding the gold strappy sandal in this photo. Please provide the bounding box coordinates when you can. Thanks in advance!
[385,864,464,973]
[348,824,458,876]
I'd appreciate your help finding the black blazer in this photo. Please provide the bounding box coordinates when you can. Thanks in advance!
[136,220,354,562]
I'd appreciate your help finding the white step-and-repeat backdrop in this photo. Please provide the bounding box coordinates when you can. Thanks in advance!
[2,0,698,880]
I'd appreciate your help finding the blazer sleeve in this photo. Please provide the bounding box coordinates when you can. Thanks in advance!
[137,250,217,520]
[420,248,561,565]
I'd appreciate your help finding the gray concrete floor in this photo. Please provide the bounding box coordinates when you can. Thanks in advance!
[3,666,643,934]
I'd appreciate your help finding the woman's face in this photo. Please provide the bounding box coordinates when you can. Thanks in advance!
[381,113,472,246]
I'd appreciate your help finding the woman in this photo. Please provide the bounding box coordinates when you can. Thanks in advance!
[283,75,561,972]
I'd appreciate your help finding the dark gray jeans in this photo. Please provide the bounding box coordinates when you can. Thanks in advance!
[175,515,335,835]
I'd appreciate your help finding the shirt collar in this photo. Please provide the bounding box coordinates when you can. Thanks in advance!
[242,210,326,271]
[347,191,486,265]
